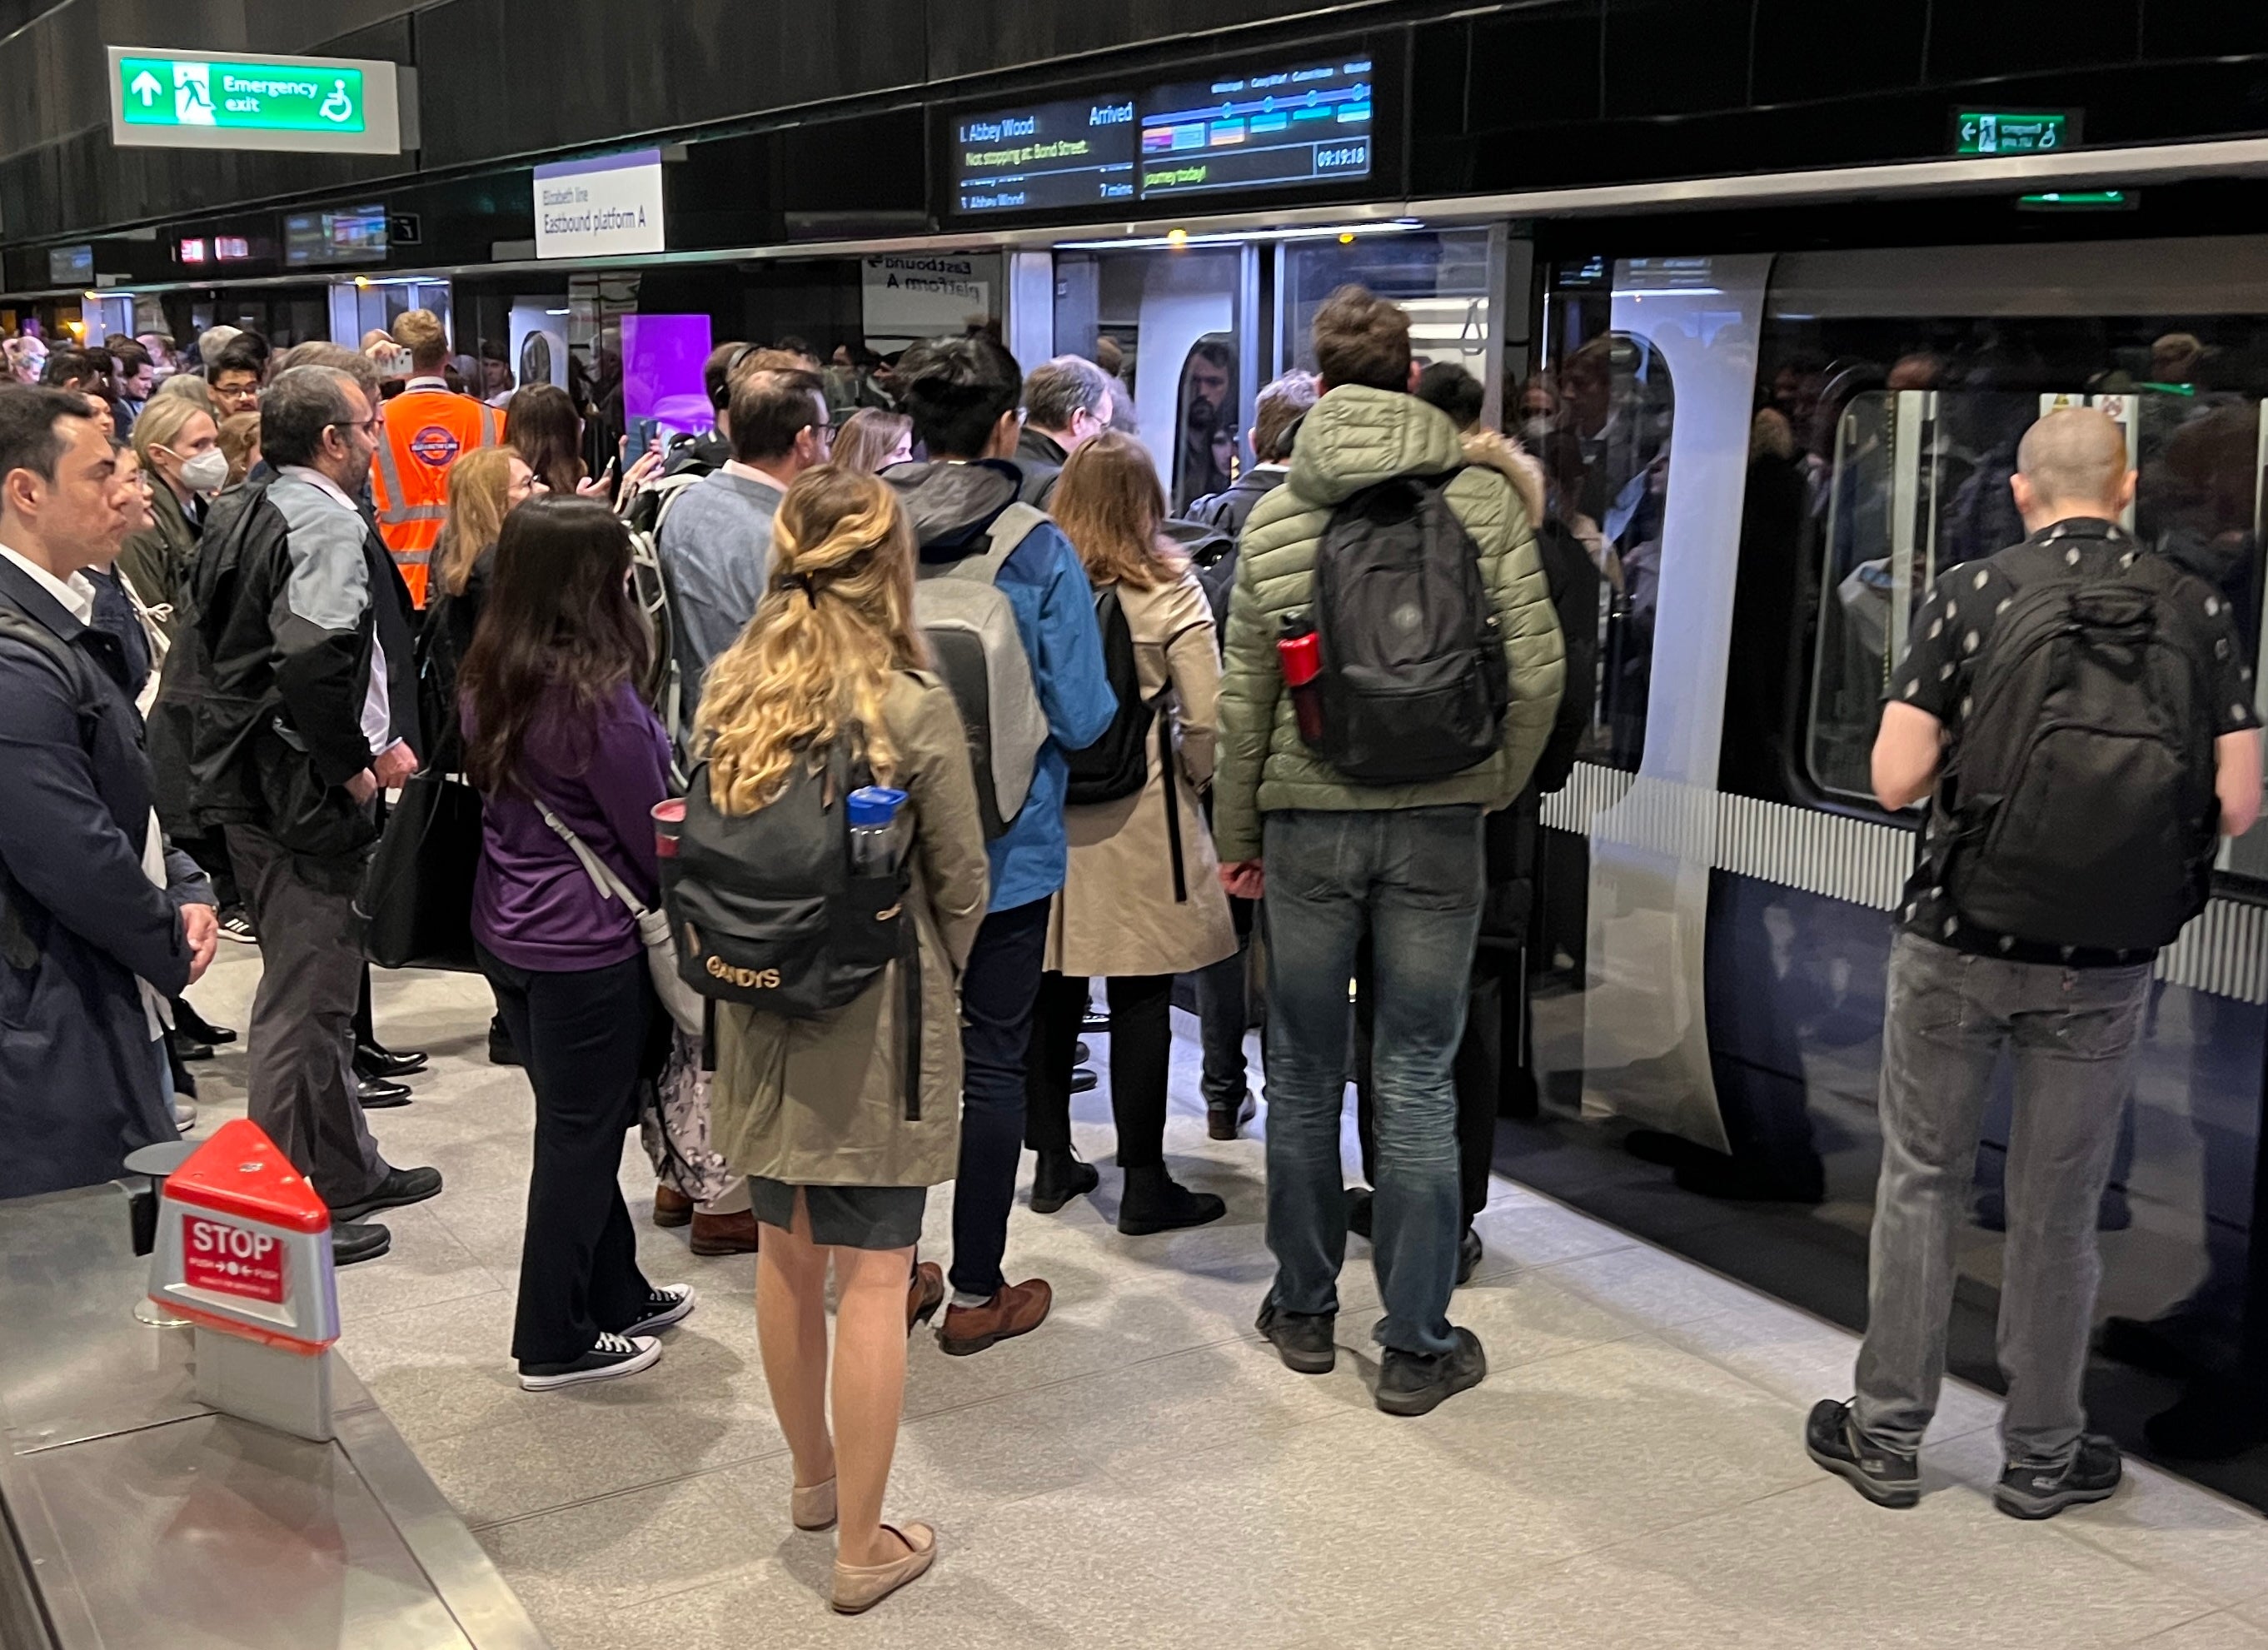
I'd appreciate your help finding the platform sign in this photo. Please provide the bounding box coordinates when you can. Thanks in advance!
[534,149,666,260]
[1955,110,2075,156]
[107,46,405,154]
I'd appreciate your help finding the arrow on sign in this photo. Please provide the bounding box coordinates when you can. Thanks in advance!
[131,69,161,107]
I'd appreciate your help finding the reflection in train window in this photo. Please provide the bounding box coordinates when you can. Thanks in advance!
[1174,336,1238,511]
[1533,328,1674,772]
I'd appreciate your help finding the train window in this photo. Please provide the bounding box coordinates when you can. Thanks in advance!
[1802,380,2268,840]
[1174,336,1238,511]
[1280,229,1493,381]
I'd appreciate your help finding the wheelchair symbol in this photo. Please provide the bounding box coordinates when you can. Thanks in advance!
[320,79,354,123]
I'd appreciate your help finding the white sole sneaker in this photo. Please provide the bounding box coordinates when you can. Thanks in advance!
[623,1284,697,1337]
[518,1334,661,1392]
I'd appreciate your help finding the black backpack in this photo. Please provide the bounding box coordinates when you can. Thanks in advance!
[1311,471,1509,785]
[1064,586,1152,805]
[1933,539,2222,951]
[662,740,922,1110]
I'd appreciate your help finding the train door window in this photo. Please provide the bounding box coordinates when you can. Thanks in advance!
[1536,259,1677,774]
[1279,228,1492,384]
[1052,245,1250,509]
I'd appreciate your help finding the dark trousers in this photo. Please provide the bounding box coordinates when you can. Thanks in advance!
[227,823,388,1206]
[1194,895,1256,1106]
[1354,940,1510,1227]
[950,896,1052,1300]
[478,945,655,1366]
[1026,972,1175,1169]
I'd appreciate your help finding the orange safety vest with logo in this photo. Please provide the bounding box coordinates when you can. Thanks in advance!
[371,389,505,606]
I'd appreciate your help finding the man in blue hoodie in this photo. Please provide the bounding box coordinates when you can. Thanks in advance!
[885,335,1114,1354]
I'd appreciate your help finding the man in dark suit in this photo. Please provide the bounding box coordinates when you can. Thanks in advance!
[0,386,217,1199]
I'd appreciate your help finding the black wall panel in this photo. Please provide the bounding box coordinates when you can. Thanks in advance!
[1465,2,1603,127]
[921,0,1378,82]
[1926,0,2141,82]
[2145,0,2268,58]
[1751,0,1925,102]
[1601,0,1750,117]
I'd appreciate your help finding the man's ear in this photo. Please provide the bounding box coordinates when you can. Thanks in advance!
[1407,361,1422,394]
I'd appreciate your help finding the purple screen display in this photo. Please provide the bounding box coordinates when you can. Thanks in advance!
[622,313,715,440]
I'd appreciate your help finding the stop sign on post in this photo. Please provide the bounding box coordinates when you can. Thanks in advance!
[150,1118,340,1356]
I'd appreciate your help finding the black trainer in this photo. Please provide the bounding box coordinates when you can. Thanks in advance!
[1377,1327,1488,1417]
[1456,1226,1483,1287]
[487,1015,521,1067]
[1029,1151,1099,1214]
[620,1284,697,1338]
[1256,1303,1336,1374]
[519,1332,660,1393]
[330,1164,443,1224]
[1995,1434,2122,1520]
[1118,1166,1226,1236]
[1806,1398,1919,1508]
[1345,1187,1374,1241]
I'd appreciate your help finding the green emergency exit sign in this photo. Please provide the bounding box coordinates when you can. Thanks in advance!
[1955,110,2076,156]
[119,56,365,134]
[106,46,405,156]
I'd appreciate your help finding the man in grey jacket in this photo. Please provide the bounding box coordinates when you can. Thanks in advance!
[657,362,830,750]
[1215,287,1563,1417]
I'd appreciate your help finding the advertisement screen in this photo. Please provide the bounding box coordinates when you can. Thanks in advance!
[1138,54,1373,202]
[285,204,386,267]
[949,95,1136,215]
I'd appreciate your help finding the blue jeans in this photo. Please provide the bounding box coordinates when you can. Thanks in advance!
[1261,806,1485,1358]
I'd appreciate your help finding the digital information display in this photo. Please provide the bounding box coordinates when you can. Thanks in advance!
[952,96,1137,215]
[1139,55,1373,201]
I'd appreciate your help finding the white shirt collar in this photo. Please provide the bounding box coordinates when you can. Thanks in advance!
[279,463,358,513]
[0,542,95,626]
[403,376,450,393]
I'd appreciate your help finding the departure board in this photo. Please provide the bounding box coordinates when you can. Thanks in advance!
[1138,55,1373,201]
[950,95,1137,215]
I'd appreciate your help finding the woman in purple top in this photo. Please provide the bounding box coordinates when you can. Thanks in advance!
[461,496,691,1392]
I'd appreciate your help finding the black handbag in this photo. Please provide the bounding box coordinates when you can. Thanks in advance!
[357,770,484,972]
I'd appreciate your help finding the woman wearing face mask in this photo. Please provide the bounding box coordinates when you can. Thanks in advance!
[118,396,226,616]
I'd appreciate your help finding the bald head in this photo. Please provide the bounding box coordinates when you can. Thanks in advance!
[2012,407,2135,531]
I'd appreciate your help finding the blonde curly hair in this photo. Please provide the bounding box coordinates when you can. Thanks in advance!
[694,466,926,814]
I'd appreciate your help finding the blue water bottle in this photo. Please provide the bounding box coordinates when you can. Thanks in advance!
[846,785,909,876]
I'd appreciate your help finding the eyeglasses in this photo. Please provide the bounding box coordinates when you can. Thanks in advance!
[330,416,385,438]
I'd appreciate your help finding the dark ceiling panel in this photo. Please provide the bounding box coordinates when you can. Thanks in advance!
[922,0,1381,82]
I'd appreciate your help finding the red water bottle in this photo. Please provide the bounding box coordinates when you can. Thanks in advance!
[1277,616,1326,746]
[651,798,686,860]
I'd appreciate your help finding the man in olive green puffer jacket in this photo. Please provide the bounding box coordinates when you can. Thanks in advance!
[1217,286,1563,1417]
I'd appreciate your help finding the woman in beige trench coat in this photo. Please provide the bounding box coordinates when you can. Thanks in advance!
[698,468,989,1615]
[1026,433,1238,1235]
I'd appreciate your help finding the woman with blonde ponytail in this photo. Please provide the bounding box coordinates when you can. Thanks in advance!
[700,466,988,1616]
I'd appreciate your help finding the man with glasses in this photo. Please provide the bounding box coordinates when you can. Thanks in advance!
[151,366,440,1266]
[1011,355,1116,508]
[206,333,267,419]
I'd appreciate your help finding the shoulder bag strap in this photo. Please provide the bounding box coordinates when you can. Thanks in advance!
[535,800,654,921]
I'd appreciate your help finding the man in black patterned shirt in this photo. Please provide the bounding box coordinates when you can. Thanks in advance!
[1808,407,2262,1521]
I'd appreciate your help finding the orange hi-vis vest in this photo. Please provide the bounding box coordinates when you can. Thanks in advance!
[372,386,505,606]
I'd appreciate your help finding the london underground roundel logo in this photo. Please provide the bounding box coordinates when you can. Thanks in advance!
[409,425,461,467]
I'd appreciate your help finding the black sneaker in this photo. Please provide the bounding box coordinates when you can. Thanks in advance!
[1029,1151,1099,1215]
[331,1220,391,1266]
[217,908,257,945]
[1456,1226,1483,1287]
[1377,1327,1488,1417]
[329,1164,443,1224]
[1256,1302,1336,1374]
[1805,1398,1919,1508]
[487,1015,521,1067]
[619,1284,696,1337]
[519,1332,661,1392]
[1345,1187,1374,1241]
[1995,1434,2122,1520]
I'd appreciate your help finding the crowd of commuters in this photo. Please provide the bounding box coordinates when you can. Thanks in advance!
[0,277,2252,1615]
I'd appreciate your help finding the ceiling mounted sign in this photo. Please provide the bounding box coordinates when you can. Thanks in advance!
[107,45,406,155]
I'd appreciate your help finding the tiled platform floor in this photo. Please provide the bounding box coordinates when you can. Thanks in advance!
[172,945,2268,1648]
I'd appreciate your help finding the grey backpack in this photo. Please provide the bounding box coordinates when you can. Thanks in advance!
[914,503,1049,839]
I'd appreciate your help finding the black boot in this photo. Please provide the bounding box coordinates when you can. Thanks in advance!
[172,998,235,1046]
[1029,1150,1099,1214]
[1118,1164,1226,1236]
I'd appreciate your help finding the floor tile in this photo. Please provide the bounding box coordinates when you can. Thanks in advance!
[2136,1614,2268,1648]
[475,1476,757,1634]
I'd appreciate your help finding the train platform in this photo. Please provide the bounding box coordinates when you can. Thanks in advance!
[162,944,2268,1650]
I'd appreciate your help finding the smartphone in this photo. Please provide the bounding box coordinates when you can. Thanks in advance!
[627,415,660,455]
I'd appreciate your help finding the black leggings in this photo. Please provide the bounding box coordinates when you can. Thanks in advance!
[1025,972,1174,1169]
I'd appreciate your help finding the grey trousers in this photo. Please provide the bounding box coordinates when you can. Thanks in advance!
[1854,930,2150,1467]
[227,823,390,1207]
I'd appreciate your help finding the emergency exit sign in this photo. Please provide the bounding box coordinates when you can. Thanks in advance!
[1955,110,2076,156]
[106,46,406,155]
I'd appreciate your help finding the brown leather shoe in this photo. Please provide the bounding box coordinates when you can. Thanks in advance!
[690,1209,759,1255]
[906,1261,945,1335]
[653,1184,693,1229]
[935,1279,1051,1356]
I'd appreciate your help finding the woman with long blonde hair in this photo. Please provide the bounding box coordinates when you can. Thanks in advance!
[1025,430,1238,1235]
[698,465,988,1617]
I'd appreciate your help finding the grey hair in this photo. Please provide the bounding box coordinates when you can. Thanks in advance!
[1023,355,1114,433]
[260,365,362,471]
[195,325,242,366]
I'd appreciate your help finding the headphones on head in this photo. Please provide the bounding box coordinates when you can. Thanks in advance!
[711,342,765,411]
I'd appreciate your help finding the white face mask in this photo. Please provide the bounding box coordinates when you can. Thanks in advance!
[176,448,231,494]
